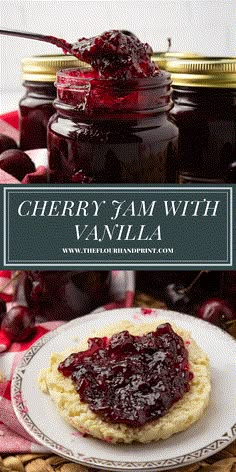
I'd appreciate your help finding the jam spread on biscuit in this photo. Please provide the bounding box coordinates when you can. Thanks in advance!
[58,323,193,427]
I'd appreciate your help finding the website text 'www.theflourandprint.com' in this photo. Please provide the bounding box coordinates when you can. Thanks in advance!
[62,247,174,254]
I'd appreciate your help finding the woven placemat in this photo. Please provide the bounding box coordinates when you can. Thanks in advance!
[1,292,235,472]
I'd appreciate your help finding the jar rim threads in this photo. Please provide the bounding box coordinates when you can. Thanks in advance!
[55,67,173,115]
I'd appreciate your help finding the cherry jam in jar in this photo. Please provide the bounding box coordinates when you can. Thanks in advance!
[19,55,83,151]
[19,270,111,321]
[169,57,236,183]
[47,68,178,183]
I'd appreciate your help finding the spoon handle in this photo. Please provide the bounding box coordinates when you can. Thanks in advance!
[0,28,49,40]
[0,28,72,52]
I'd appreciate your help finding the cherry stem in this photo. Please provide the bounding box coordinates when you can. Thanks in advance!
[225,319,236,327]
[167,37,171,52]
[0,271,21,295]
[179,270,209,294]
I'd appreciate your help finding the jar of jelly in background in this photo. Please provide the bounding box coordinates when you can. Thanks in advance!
[19,55,85,150]
[136,57,236,308]
[47,68,178,183]
[153,51,200,72]
[14,270,111,321]
[168,57,236,183]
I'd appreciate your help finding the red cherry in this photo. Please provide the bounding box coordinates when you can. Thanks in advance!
[0,134,18,154]
[0,149,35,181]
[197,298,235,328]
[165,283,190,313]
[1,305,35,342]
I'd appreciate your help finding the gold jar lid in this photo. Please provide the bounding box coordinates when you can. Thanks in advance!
[153,52,200,71]
[21,54,89,82]
[165,57,236,88]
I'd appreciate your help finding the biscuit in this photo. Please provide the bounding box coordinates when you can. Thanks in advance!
[38,320,211,443]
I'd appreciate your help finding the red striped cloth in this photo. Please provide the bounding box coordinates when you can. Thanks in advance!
[0,111,135,453]
[0,321,64,453]
[0,110,19,142]
[0,270,134,453]
[0,272,134,453]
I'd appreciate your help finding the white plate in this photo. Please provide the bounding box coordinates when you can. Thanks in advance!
[12,307,236,471]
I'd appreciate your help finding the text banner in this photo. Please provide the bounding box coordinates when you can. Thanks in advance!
[1,185,234,270]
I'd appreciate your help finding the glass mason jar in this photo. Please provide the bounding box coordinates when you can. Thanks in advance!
[168,57,236,183]
[19,55,83,150]
[14,270,111,321]
[137,58,236,307]
[47,68,179,183]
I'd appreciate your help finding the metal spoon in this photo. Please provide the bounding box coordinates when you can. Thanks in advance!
[0,28,73,54]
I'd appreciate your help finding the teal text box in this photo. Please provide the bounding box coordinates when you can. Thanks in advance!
[1,184,234,270]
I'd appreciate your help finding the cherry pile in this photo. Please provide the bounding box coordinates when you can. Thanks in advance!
[0,136,39,340]
[58,323,193,427]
